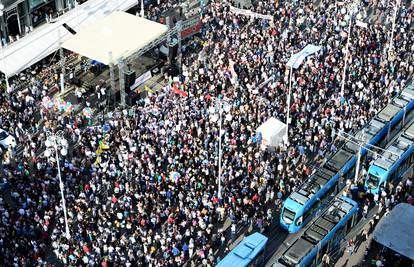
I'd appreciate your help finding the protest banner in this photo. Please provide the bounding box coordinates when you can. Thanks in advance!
[181,16,202,39]
[229,6,273,21]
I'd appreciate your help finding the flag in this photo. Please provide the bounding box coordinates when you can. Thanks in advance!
[99,142,109,150]
[144,85,154,94]
[174,87,188,97]
[172,84,188,97]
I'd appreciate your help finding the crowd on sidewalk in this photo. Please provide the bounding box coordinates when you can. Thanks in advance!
[335,174,414,267]
[1,0,414,266]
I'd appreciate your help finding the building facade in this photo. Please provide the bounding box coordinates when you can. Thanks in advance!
[0,0,77,45]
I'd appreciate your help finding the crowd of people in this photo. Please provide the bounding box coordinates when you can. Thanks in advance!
[1,0,414,266]
[337,172,414,266]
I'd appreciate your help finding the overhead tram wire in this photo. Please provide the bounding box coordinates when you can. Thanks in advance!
[336,131,401,158]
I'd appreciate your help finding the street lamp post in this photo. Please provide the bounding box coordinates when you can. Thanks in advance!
[218,102,223,200]
[209,98,231,202]
[45,131,71,239]
[389,0,401,53]
[340,11,353,100]
[285,66,293,145]
[354,145,362,183]
[339,1,360,100]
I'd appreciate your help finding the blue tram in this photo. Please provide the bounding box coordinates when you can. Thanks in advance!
[365,120,414,194]
[280,84,414,233]
[274,197,359,267]
[216,232,269,267]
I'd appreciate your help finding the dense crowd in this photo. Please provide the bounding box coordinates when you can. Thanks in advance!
[339,170,414,267]
[1,0,414,266]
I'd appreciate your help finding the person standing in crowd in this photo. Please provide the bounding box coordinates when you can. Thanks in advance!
[0,0,413,266]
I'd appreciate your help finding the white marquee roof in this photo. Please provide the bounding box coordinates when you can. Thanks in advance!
[62,11,168,65]
[0,0,141,77]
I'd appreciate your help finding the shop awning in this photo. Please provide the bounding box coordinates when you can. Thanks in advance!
[373,203,414,260]
[62,11,168,65]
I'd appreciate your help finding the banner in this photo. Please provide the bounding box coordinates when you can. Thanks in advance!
[355,20,368,29]
[287,44,322,69]
[181,16,202,39]
[130,70,152,90]
[229,6,273,21]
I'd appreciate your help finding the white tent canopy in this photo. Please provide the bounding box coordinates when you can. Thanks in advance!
[0,0,140,77]
[62,12,168,65]
[257,117,287,147]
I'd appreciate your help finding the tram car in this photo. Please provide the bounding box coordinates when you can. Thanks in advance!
[365,120,414,194]
[275,197,359,267]
[280,84,414,233]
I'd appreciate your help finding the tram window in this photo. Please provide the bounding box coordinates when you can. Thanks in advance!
[346,217,354,232]
[405,109,412,124]
[312,255,317,266]
[407,109,414,122]
[326,181,338,197]
[304,200,320,222]
[397,161,404,176]
[381,125,390,144]
[380,135,388,148]
[249,249,265,267]
[409,153,414,166]
[397,120,403,132]
[401,158,408,174]
[389,172,396,183]
[367,174,379,189]
[282,208,296,224]
[318,242,329,263]
[347,165,355,180]
[303,207,312,222]
[396,159,407,177]
[390,122,399,138]
[333,226,346,245]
